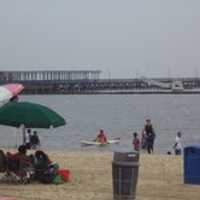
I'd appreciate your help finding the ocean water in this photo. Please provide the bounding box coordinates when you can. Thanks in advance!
[0,94,200,154]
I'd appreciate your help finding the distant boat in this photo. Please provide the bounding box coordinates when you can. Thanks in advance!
[141,76,171,89]
[171,81,184,92]
[141,77,185,93]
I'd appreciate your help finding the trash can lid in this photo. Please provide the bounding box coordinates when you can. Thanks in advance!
[113,151,140,162]
[184,144,200,150]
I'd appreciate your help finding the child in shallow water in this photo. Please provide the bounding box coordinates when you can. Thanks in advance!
[132,132,140,151]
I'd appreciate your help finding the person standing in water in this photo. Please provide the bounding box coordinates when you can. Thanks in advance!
[141,131,147,150]
[30,131,40,149]
[173,132,182,155]
[142,119,156,154]
[25,129,32,149]
[132,132,140,151]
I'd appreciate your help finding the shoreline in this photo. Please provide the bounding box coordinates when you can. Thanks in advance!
[22,91,200,95]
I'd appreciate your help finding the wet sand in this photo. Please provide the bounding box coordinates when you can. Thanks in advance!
[0,152,200,200]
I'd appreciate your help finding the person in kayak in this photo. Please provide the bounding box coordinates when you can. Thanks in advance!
[95,129,108,144]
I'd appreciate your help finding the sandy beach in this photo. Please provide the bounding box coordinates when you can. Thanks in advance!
[0,151,200,200]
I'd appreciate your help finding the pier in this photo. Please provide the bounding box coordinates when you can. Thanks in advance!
[0,70,200,94]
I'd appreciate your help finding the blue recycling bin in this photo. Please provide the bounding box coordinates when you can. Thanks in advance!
[184,145,200,184]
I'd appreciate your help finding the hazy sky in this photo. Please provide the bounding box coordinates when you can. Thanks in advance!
[0,0,200,78]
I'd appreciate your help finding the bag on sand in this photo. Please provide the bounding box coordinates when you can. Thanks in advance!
[58,169,71,182]
[52,175,63,185]
[39,171,55,184]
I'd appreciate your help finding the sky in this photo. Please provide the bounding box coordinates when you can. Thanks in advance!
[0,0,200,78]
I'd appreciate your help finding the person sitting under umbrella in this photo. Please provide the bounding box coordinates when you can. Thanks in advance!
[6,145,33,183]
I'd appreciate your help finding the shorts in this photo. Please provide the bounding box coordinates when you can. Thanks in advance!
[175,149,182,155]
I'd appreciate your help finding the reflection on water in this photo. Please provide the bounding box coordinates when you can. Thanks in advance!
[0,94,200,154]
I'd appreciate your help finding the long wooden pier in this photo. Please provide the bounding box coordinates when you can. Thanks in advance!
[0,70,200,94]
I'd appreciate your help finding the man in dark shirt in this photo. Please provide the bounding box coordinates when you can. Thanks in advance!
[30,131,40,149]
[143,119,156,154]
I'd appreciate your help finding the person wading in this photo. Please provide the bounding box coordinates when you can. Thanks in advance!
[173,132,183,155]
[142,119,156,154]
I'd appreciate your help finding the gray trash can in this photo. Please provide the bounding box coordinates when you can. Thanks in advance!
[112,151,140,200]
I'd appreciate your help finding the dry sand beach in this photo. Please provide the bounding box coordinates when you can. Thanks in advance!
[0,152,200,200]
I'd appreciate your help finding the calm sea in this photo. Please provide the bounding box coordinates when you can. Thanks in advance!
[0,94,200,154]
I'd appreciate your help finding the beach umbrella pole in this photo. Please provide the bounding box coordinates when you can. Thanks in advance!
[20,124,25,145]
